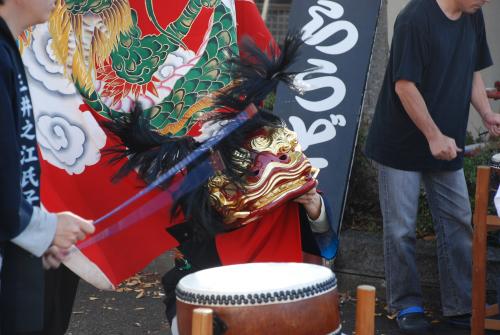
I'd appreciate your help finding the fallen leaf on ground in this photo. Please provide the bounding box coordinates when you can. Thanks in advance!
[386,312,397,320]
[339,291,352,303]
[126,280,140,287]
[136,290,145,299]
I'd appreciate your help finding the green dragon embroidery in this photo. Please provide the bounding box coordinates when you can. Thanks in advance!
[50,0,238,136]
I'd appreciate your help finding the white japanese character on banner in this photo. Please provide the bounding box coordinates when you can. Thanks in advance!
[18,74,28,93]
[21,118,36,140]
[23,189,40,205]
[20,96,33,118]
[21,166,39,188]
[20,145,38,165]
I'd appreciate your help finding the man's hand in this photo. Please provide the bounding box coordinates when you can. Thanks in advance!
[482,111,500,136]
[428,133,462,161]
[471,72,500,136]
[42,245,70,270]
[53,212,95,249]
[293,184,322,220]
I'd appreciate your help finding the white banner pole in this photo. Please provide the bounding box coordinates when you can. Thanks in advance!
[261,0,271,22]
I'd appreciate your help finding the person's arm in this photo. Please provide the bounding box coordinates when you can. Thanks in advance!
[395,80,461,161]
[11,198,57,257]
[11,199,95,270]
[293,187,329,233]
[471,72,500,136]
[12,200,96,255]
[307,196,329,233]
[14,206,96,270]
[0,48,94,265]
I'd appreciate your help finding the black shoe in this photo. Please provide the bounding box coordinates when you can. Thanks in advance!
[396,312,431,334]
[443,313,471,329]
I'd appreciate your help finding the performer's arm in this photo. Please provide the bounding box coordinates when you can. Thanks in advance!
[307,196,329,233]
[11,198,57,257]
[293,188,329,233]
[395,79,461,161]
[471,72,500,136]
[13,205,95,265]
[0,51,65,268]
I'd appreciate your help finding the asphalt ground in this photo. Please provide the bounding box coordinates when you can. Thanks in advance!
[67,272,169,335]
[66,270,500,335]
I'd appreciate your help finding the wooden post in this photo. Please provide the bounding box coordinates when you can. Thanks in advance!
[355,285,376,335]
[472,166,490,335]
[192,308,213,335]
[261,0,270,22]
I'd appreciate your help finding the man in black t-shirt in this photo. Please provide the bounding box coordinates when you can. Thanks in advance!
[365,0,499,333]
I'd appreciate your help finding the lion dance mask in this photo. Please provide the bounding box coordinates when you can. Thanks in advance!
[208,126,319,228]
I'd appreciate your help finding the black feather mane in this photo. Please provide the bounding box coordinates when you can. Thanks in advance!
[103,107,197,186]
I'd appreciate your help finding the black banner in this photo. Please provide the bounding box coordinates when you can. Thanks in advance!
[275,0,382,233]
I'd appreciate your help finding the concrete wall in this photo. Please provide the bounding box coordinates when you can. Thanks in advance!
[387,0,500,137]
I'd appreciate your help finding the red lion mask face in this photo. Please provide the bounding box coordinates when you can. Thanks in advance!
[208,126,319,228]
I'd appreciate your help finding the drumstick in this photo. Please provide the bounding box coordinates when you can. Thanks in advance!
[355,285,376,335]
[192,308,213,335]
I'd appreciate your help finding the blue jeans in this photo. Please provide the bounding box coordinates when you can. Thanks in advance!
[377,163,472,316]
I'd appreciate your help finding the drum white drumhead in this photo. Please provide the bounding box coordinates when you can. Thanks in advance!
[177,262,334,297]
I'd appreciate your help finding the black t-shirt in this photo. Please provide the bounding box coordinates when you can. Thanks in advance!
[364,0,492,171]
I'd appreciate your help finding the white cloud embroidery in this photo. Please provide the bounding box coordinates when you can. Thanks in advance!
[23,23,107,175]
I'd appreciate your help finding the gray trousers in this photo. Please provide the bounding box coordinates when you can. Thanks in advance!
[377,163,472,316]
